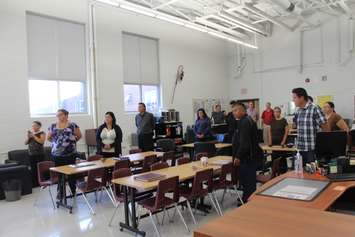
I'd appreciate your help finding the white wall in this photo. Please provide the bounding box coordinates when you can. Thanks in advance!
[0,0,230,162]
[228,14,355,121]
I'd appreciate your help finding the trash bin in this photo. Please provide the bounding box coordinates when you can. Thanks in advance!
[2,179,21,202]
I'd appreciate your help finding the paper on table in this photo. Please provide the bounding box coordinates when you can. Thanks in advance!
[273,185,317,200]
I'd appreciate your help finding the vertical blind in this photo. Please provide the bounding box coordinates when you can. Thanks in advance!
[26,13,86,81]
[122,32,159,85]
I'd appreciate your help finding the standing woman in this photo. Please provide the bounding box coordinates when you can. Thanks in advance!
[323,102,349,132]
[96,112,123,158]
[25,121,46,187]
[47,109,82,197]
[268,107,289,146]
[194,108,213,142]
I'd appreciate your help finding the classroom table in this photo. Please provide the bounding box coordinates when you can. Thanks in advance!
[112,155,233,236]
[50,151,163,213]
[194,171,355,237]
[260,144,297,153]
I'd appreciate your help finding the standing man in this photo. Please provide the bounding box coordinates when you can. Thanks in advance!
[135,103,155,151]
[226,100,237,143]
[261,102,274,145]
[232,102,259,203]
[292,88,329,164]
[247,101,258,123]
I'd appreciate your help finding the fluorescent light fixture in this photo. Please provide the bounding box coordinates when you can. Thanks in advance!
[185,24,208,33]
[218,13,266,36]
[156,15,184,26]
[120,4,155,17]
[208,31,228,40]
[95,0,119,6]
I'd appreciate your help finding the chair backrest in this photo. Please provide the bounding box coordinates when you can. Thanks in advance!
[162,151,175,162]
[87,154,103,161]
[194,142,216,158]
[219,162,234,185]
[37,161,57,185]
[112,168,132,196]
[155,176,179,209]
[271,157,283,178]
[315,131,348,160]
[142,155,157,172]
[129,148,142,154]
[350,130,355,147]
[151,161,169,171]
[177,157,190,166]
[85,129,97,146]
[114,159,130,171]
[195,152,209,161]
[156,139,176,152]
[191,169,213,197]
[86,168,105,191]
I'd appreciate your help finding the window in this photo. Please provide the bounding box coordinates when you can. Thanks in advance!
[29,80,86,115]
[26,13,87,116]
[122,32,160,112]
[124,84,159,112]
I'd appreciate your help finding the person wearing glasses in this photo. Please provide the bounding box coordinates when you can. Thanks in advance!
[47,109,82,198]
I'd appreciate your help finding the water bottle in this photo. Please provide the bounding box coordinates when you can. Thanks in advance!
[295,150,303,174]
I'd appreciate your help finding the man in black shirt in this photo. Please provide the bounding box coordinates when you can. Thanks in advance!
[232,102,258,203]
[226,100,237,143]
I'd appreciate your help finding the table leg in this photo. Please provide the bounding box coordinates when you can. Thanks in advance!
[55,174,73,213]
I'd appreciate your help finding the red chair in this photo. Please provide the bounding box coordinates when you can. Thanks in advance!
[177,157,190,166]
[138,176,190,236]
[151,161,169,171]
[141,155,158,173]
[108,168,132,226]
[87,154,103,161]
[179,169,220,224]
[161,150,175,164]
[213,162,244,215]
[76,167,106,215]
[129,148,142,154]
[256,157,283,184]
[113,159,130,171]
[35,161,58,209]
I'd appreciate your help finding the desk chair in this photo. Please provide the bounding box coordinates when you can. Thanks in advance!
[213,163,243,215]
[161,151,175,165]
[315,131,347,162]
[35,161,58,209]
[141,155,158,173]
[151,161,169,171]
[195,152,209,161]
[349,130,355,158]
[114,159,130,171]
[194,142,216,160]
[156,139,183,166]
[179,169,220,224]
[177,157,190,166]
[256,157,284,184]
[87,154,103,161]
[76,168,106,215]
[85,129,97,155]
[129,148,142,154]
[138,176,190,237]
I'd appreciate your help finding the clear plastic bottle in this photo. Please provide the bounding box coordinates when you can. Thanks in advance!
[295,150,303,174]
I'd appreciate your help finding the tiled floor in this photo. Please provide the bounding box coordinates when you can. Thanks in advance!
[0,187,240,237]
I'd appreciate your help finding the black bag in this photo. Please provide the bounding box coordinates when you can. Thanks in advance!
[246,117,264,166]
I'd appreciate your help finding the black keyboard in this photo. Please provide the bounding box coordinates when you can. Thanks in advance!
[326,173,355,181]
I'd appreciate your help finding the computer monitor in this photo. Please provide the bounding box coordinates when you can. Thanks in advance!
[315,131,347,161]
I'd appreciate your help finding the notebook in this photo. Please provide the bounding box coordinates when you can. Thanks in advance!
[134,173,166,182]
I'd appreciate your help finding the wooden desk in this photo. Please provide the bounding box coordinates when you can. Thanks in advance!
[261,144,297,153]
[181,143,232,149]
[113,156,232,191]
[194,199,355,237]
[252,171,355,211]
[113,156,232,236]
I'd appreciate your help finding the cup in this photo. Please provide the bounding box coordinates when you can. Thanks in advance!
[200,157,208,167]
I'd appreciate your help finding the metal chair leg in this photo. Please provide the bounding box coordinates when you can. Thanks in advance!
[212,192,223,215]
[149,211,161,237]
[48,186,56,209]
[108,204,120,226]
[186,200,197,225]
[34,186,43,207]
[233,185,244,205]
[82,193,96,215]
[103,187,116,206]
[221,188,227,204]
[208,193,221,216]
[175,203,190,233]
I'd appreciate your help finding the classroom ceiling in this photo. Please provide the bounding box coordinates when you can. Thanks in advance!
[97,0,355,48]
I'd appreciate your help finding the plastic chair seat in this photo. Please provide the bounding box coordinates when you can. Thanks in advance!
[138,196,175,212]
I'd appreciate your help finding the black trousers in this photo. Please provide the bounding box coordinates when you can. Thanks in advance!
[239,159,257,203]
[138,133,154,152]
[53,155,76,196]
[29,154,44,187]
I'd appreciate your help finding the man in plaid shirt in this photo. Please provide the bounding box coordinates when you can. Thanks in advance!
[292,88,329,164]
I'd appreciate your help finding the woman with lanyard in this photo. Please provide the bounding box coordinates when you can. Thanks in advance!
[96,111,123,158]
[47,109,82,199]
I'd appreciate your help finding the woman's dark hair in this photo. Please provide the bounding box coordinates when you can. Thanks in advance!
[33,121,42,127]
[105,111,117,125]
[325,101,335,111]
[57,109,69,116]
[196,108,208,120]
[292,87,308,100]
